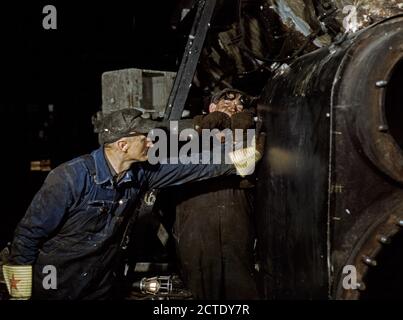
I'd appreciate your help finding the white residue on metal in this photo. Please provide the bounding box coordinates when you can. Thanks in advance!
[270,62,281,72]
[342,4,360,33]
[274,63,290,78]
[272,0,312,37]
[313,38,324,48]
[328,44,337,55]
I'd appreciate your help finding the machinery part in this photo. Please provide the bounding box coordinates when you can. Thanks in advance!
[256,15,403,299]
[335,198,403,299]
[165,0,217,120]
[101,68,176,118]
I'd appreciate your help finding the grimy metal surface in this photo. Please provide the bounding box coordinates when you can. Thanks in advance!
[256,15,403,299]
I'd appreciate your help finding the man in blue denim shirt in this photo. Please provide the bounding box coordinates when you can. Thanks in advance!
[5,108,252,300]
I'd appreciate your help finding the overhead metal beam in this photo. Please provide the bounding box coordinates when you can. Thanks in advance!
[164,0,217,120]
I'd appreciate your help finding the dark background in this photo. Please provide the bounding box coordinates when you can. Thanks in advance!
[0,1,184,246]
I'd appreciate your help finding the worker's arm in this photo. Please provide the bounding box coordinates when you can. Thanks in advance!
[9,164,83,265]
[3,163,83,299]
[143,133,265,189]
[143,146,235,189]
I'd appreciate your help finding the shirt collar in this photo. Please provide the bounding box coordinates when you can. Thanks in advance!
[91,147,135,186]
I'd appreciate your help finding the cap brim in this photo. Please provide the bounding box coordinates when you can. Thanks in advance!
[133,119,166,134]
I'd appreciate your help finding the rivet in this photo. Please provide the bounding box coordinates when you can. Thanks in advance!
[378,235,391,244]
[362,255,377,267]
[376,80,388,87]
[378,125,389,132]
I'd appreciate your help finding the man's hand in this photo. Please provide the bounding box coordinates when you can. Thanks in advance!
[229,132,266,176]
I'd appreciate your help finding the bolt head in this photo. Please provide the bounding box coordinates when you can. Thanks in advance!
[378,236,391,244]
[378,125,389,132]
[376,80,388,88]
[363,255,377,267]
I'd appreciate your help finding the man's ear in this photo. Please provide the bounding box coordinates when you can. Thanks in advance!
[117,139,128,152]
[209,103,217,113]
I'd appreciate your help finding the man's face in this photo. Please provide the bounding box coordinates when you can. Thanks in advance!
[209,92,246,117]
[125,134,153,162]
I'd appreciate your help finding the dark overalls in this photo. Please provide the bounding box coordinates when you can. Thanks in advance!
[173,176,260,300]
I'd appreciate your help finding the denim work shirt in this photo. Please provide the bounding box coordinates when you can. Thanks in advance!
[9,146,235,299]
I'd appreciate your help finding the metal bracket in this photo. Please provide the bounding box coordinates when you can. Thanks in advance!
[164,0,217,120]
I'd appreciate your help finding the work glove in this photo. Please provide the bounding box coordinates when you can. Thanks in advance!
[231,110,255,130]
[2,265,32,300]
[193,111,231,132]
[229,132,266,176]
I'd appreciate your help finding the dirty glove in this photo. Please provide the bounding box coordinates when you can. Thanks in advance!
[2,265,32,300]
[193,112,231,132]
[231,110,255,130]
[229,132,266,176]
